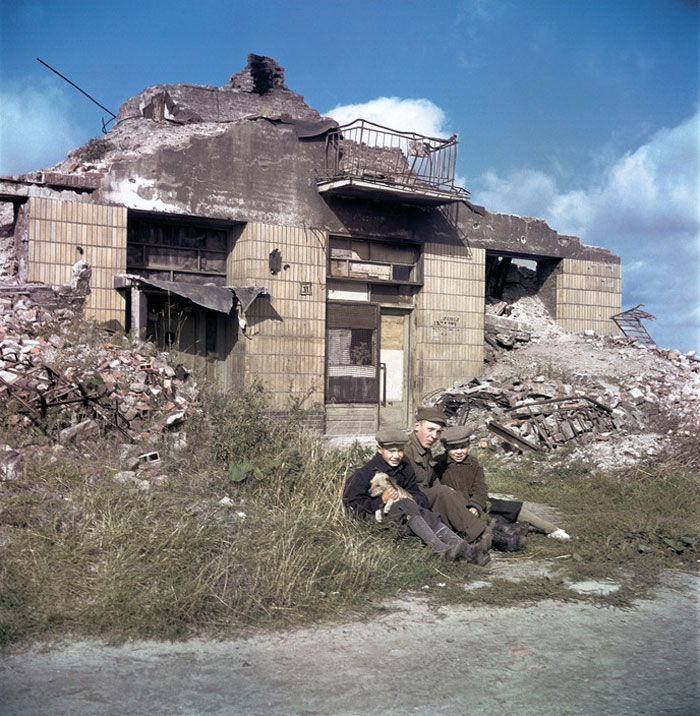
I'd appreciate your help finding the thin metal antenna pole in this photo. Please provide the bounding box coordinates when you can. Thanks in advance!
[36,58,117,131]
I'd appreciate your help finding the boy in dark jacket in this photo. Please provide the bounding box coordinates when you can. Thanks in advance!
[343,427,491,565]
[435,426,570,551]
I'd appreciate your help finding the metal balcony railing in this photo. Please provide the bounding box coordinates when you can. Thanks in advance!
[320,119,467,196]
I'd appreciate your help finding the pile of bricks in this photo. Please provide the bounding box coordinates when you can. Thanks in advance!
[0,285,196,450]
[0,339,193,445]
[426,375,627,452]
[585,333,700,430]
[425,337,700,453]
[483,309,532,363]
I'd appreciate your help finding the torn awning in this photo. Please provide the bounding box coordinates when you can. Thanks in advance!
[114,274,269,314]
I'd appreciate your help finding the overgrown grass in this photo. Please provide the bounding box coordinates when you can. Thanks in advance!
[1,381,697,647]
[0,384,453,646]
[482,439,700,586]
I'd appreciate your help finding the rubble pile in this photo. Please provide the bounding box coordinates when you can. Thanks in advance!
[0,293,199,482]
[483,294,568,364]
[425,375,628,453]
[483,309,532,364]
[426,333,699,456]
[0,279,90,337]
[593,335,700,426]
[0,341,193,443]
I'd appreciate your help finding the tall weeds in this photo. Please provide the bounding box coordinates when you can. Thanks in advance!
[0,384,432,646]
[2,382,697,646]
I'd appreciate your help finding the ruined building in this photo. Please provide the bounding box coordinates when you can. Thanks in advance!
[0,55,621,435]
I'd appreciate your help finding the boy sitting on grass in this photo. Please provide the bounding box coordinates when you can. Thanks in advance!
[343,427,491,565]
[435,425,570,551]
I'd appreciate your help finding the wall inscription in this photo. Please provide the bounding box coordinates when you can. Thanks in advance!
[431,315,460,342]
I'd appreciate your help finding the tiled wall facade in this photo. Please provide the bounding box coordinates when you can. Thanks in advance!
[555,258,621,335]
[228,222,326,408]
[28,198,127,327]
[415,242,485,398]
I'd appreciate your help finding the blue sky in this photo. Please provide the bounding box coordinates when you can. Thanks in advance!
[1,0,698,351]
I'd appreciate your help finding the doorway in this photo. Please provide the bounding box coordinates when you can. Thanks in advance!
[378,308,412,429]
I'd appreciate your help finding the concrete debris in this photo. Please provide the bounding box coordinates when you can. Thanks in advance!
[0,281,198,452]
[424,376,627,453]
[483,311,532,362]
[0,278,89,334]
[487,396,619,452]
[0,447,24,481]
[426,311,698,459]
[484,293,568,364]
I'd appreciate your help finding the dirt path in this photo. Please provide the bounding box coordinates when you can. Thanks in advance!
[2,572,697,716]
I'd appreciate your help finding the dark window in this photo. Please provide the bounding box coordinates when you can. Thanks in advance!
[127,216,229,286]
[326,303,379,403]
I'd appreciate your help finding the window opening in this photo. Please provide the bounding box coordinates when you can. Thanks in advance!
[127,216,228,285]
[328,237,421,285]
[326,303,379,403]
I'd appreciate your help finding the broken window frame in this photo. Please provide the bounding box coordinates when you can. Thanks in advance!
[327,236,422,286]
[127,213,231,286]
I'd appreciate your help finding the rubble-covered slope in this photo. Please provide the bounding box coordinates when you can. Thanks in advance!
[428,295,699,470]
[0,288,198,483]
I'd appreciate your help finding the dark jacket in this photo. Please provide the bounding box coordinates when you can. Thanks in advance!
[343,452,430,519]
[434,453,489,515]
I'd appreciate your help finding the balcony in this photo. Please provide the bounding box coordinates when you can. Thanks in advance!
[317,119,469,206]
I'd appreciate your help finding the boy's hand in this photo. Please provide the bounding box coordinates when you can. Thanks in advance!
[382,487,398,502]
[468,507,479,516]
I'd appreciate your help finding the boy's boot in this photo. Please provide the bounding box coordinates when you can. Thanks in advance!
[492,527,528,552]
[435,523,471,562]
[436,522,491,566]
[465,535,492,566]
[406,514,455,560]
[510,521,530,537]
[477,523,494,551]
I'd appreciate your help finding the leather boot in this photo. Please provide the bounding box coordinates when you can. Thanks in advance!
[492,528,528,552]
[435,523,471,562]
[406,514,455,560]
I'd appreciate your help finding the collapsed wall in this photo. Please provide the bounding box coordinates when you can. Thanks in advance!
[0,54,624,421]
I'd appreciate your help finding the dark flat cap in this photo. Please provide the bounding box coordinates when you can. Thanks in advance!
[414,406,446,426]
[375,427,409,446]
[440,425,473,446]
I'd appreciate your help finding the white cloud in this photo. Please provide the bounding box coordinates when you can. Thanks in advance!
[324,97,451,139]
[473,108,700,351]
[0,79,87,175]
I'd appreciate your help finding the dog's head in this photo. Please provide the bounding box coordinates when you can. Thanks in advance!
[369,472,391,497]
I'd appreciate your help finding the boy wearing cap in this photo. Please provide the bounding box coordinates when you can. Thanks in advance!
[342,427,491,565]
[436,425,570,549]
[404,407,493,548]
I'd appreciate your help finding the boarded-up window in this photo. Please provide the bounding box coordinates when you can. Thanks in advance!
[328,237,421,285]
[326,303,378,403]
[127,216,230,286]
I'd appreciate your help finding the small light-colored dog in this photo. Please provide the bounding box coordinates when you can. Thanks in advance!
[369,472,415,522]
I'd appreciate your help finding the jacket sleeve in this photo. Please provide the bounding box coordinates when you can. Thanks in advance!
[342,468,382,518]
[399,462,431,510]
[466,458,489,512]
[434,453,447,479]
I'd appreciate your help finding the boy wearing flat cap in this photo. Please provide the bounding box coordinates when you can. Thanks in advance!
[342,427,491,565]
[436,425,570,550]
[404,407,493,550]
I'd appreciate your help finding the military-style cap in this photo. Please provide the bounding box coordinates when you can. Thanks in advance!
[414,406,446,426]
[440,425,473,446]
[375,427,409,446]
